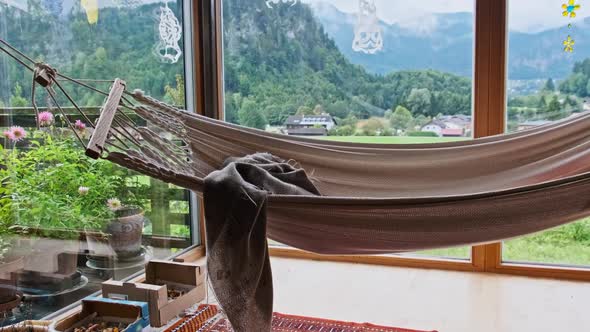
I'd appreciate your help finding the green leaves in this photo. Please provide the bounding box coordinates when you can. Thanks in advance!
[0,130,149,235]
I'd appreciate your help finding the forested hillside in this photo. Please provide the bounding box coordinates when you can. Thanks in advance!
[222,0,472,126]
[0,1,185,107]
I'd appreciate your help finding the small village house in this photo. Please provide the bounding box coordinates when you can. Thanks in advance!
[421,115,472,137]
[283,114,336,136]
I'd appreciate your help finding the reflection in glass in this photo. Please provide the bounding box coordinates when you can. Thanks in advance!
[0,0,192,323]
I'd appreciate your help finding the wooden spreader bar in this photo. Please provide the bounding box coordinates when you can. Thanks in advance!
[86,79,126,159]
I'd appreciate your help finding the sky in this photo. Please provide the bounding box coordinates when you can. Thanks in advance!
[303,0,589,32]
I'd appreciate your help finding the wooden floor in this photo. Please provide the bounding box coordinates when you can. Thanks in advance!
[207,257,590,332]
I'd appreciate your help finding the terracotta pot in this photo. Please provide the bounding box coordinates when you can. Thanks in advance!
[106,207,145,259]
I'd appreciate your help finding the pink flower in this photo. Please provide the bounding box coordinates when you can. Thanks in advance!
[74,120,86,131]
[107,198,122,211]
[78,186,90,196]
[37,111,54,127]
[2,130,14,140]
[8,126,26,142]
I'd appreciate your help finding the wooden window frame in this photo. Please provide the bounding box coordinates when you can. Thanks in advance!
[201,0,590,281]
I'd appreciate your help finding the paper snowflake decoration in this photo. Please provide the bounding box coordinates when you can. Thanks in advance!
[155,2,183,64]
[265,0,299,9]
[562,0,581,18]
[563,35,575,52]
[352,0,383,54]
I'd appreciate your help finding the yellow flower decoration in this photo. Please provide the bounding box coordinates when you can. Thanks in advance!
[562,0,581,18]
[564,35,575,52]
[81,0,99,25]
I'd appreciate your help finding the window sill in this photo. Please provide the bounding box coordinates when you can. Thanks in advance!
[43,245,206,322]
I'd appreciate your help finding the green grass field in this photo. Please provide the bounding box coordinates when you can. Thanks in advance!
[277,135,590,267]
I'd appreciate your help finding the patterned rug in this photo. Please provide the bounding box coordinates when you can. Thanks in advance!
[165,305,436,332]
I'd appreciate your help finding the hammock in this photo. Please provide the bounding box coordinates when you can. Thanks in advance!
[2,40,590,254]
[118,91,590,254]
[5,40,590,331]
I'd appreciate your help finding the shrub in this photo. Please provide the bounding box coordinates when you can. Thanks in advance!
[329,125,355,136]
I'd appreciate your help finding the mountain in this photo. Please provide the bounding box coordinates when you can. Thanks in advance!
[311,2,590,80]
[311,2,474,77]
[221,0,472,125]
[508,19,590,80]
[0,1,184,105]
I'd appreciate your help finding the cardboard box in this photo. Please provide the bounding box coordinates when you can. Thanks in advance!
[51,297,149,332]
[102,260,206,327]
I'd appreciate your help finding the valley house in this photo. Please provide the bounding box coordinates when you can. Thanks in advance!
[421,115,472,137]
[283,115,337,136]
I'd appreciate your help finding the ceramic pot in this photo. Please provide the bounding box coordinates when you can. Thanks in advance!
[106,207,145,259]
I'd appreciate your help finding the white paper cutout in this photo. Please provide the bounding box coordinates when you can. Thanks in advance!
[155,1,182,64]
[265,0,299,9]
[352,0,383,54]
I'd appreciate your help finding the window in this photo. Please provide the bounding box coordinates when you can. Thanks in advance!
[221,0,475,260]
[502,0,590,268]
[0,0,196,323]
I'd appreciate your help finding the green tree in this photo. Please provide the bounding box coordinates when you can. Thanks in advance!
[224,92,244,124]
[339,114,359,128]
[383,109,393,119]
[537,96,547,114]
[406,88,432,116]
[312,104,324,115]
[560,72,588,97]
[359,117,386,136]
[542,78,556,92]
[164,74,186,106]
[410,115,431,131]
[296,106,314,116]
[329,125,355,136]
[9,83,28,108]
[389,106,413,134]
[546,95,567,121]
[325,101,349,119]
[238,98,268,130]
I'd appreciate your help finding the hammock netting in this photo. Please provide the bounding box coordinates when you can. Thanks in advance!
[3,39,590,255]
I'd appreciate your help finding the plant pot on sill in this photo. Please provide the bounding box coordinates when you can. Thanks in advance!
[87,207,146,261]
[108,207,146,259]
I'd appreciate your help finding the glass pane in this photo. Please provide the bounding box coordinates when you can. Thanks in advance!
[0,1,193,323]
[221,0,475,260]
[503,0,590,267]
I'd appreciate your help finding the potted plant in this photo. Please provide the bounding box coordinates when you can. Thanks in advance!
[0,151,24,306]
[1,124,88,275]
[0,115,149,275]
[104,203,147,259]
